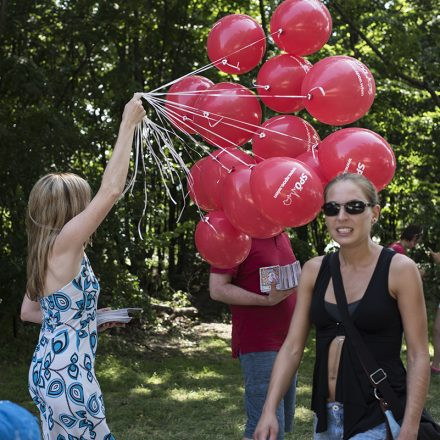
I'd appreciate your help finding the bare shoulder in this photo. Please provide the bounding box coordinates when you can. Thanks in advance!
[300,255,325,285]
[303,255,325,273]
[389,252,418,274]
[389,252,421,296]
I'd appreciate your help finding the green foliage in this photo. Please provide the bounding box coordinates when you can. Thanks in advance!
[0,0,439,334]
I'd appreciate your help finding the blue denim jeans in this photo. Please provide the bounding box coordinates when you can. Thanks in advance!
[314,402,401,439]
[239,351,296,439]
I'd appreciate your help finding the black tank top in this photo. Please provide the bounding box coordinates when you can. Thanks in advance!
[310,248,407,439]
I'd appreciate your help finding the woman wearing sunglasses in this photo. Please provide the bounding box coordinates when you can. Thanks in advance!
[254,173,429,440]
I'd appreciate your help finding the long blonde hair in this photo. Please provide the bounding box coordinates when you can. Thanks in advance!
[26,173,91,300]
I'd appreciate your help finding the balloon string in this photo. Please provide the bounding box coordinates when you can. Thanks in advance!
[137,121,149,240]
[148,28,283,95]
[148,96,250,152]
[311,143,319,159]
[150,96,317,150]
[148,95,316,145]
[146,97,249,173]
[149,103,255,177]
[148,63,215,94]
[148,91,308,99]
[147,85,287,95]
[121,123,141,198]
[141,100,239,222]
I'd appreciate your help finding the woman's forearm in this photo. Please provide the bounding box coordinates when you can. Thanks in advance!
[100,120,137,197]
[399,349,430,437]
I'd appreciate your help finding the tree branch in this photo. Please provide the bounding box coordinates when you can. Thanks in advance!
[330,1,439,108]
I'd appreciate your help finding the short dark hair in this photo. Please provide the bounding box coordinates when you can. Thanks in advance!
[400,224,423,241]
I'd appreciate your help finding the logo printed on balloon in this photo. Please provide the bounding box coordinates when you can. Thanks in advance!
[283,172,308,206]
[303,120,319,150]
[343,158,352,173]
[344,59,374,97]
[273,167,297,199]
[318,128,396,191]
[356,162,366,174]
[343,158,366,174]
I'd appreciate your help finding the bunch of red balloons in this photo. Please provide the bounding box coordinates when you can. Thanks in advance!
[163,0,396,269]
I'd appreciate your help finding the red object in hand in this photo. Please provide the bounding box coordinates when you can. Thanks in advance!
[195,210,252,268]
[318,128,396,191]
[222,165,284,239]
[270,0,332,56]
[301,55,376,126]
[256,54,312,113]
[250,157,324,227]
[207,14,266,74]
[165,75,214,134]
[193,82,262,149]
[252,115,320,160]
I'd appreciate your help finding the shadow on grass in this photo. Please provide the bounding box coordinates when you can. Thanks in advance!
[0,322,315,439]
[2,321,438,439]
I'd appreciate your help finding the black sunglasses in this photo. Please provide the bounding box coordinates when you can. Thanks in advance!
[322,200,375,216]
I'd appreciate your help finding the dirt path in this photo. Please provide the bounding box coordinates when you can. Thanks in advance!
[117,320,232,359]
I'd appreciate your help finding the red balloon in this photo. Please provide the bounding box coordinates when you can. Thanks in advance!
[195,210,252,268]
[270,0,332,56]
[165,76,214,134]
[187,156,216,211]
[201,148,255,210]
[256,54,312,113]
[296,150,328,187]
[252,115,320,160]
[222,166,284,239]
[207,14,266,74]
[301,56,376,126]
[250,157,324,227]
[318,128,396,191]
[193,82,262,149]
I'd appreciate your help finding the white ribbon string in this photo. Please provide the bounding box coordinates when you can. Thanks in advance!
[149,98,252,172]
[148,29,282,94]
[148,95,315,144]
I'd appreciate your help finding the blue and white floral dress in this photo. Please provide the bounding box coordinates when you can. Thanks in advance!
[28,255,115,440]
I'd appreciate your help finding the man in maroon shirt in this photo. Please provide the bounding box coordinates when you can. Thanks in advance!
[388,224,423,255]
[209,232,298,440]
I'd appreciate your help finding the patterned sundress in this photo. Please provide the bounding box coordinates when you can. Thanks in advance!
[28,255,115,440]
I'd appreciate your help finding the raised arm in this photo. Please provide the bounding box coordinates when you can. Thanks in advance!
[209,272,293,306]
[253,257,320,440]
[21,294,43,324]
[54,95,146,255]
[389,255,430,440]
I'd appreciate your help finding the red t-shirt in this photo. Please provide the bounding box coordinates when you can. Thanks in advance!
[388,242,406,255]
[211,233,297,358]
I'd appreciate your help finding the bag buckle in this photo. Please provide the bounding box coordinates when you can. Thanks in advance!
[370,368,387,385]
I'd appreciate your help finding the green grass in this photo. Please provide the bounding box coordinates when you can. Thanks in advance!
[1,317,439,439]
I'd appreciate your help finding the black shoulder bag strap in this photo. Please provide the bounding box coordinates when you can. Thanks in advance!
[328,252,405,422]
